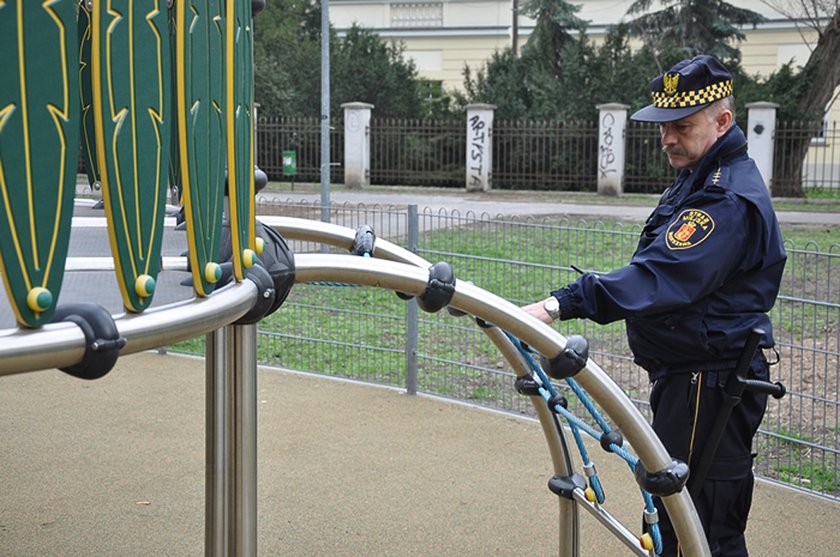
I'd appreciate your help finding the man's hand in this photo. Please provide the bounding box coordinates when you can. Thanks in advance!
[521,301,554,324]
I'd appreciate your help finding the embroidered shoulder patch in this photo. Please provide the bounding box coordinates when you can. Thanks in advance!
[665,209,715,250]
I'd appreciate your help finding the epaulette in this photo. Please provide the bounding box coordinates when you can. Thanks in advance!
[703,165,731,191]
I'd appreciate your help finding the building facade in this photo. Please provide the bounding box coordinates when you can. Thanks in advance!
[329,0,828,104]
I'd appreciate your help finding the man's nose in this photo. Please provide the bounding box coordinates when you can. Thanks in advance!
[660,125,676,145]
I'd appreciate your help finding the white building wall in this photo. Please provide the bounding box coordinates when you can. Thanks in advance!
[330,0,839,123]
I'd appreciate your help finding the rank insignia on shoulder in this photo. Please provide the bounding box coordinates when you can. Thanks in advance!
[665,209,715,250]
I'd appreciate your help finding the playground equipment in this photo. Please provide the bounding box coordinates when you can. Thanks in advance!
[0,2,769,556]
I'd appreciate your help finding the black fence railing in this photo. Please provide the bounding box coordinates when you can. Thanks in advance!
[625,121,678,193]
[245,115,839,194]
[369,118,464,187]
[774,120,840,194]
[493,120,599,191]
[257,116,343,184]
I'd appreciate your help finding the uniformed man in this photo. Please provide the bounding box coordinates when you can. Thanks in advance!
[523,55,787,556]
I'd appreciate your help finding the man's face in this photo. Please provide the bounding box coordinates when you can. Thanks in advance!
[659,107,730,169]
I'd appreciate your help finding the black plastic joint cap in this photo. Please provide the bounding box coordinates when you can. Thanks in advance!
[351,225,376,257]
[395,291,415,301]
[254,165,268,194]
[547,393,568,411]
[548,474,587,499]
[540,335,589,380]
[51,303,126,380]
[599,430,624,452]
[634,459,690,497]
[514,375,541,396]
[238,264,276,324]
[417,262,455,314]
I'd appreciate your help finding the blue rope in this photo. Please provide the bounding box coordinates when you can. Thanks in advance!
[506,332,663,555]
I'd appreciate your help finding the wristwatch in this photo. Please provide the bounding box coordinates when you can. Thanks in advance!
[543,296,560,321]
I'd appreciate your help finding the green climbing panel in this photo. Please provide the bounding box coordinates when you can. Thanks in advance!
[89,0,172,312]
[175,0,226,297]
[0,0,80,328]
[226,0,256,281]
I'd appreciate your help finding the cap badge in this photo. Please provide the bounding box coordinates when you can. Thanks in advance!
[663,73,680,95]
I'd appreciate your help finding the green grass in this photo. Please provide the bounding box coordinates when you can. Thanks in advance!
[759,429,840,495]
[166,212,837,496]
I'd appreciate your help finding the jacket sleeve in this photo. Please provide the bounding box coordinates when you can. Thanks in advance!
[553,193,756,324]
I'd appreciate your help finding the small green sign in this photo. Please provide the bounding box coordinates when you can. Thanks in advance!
[283,150,298,176]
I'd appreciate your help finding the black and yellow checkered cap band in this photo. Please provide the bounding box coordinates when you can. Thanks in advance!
[652,79,733,109]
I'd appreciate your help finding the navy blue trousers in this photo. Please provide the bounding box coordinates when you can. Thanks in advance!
[649,357,769,557]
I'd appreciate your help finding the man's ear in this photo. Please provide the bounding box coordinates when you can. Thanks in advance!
[717,109,733,134]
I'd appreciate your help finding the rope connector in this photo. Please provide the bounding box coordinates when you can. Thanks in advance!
[540,335,589,379]
[599,429,624,452]
[514,375,542,396]
[548,473,587,500]
[634,459,690,497]
[416,262,456,313]
[547,392,568,411]
[350,225,376,257]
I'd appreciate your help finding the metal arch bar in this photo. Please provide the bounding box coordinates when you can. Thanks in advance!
[259,216,430,268]
[0,280,258,377]
[481,325,580,557]
[292,252,711,557]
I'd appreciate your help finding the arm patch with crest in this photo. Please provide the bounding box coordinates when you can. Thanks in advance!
[666,209,715,250]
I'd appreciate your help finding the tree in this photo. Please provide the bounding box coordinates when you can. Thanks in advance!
[253,0,323,116]
[755,1,840,196]
[626,0,766,71]
[518,0,588,80]
[253,1,437,119]
[331,26,424,118]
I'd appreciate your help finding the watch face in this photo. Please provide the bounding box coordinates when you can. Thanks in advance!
[544,297,560,315]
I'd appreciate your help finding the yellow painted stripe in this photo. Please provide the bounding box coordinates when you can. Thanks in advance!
[143,2,166,273]
[225,0,242,280]
[178,2,206,296]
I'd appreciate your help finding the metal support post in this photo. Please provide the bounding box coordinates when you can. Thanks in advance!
[405,205,419,395]
[206,328,229,556]
[227,323,258,557]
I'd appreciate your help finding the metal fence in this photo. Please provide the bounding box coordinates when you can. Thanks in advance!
[256,116,343,184]
[253,116,839,194]
[775,120,840,193]
[226,200,840,501]
[369,118,464,187]
[492,119,599,191]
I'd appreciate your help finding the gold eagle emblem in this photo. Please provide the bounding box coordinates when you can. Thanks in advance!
[663,73,679,95]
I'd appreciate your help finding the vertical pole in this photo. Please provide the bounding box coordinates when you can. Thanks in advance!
[512,0,518,56]
[227,323,258,557]
[205,329,228,557]
[320,0,331,223]
[405,205,419,395]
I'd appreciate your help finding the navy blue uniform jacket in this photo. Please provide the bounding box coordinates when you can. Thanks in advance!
[553,125,786,379]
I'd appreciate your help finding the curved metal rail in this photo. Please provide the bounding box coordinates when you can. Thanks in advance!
[271,215,709,557]
[0,280,257,376]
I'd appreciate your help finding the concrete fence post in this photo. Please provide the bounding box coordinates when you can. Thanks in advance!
[465,103,496,192]
[746,101,778,191]
[341,102,374,188]
[596,103,629,196]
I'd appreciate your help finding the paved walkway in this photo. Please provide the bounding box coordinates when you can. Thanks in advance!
[2,190,836,555]
[2,352,839,556]
[254,187,840,226]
